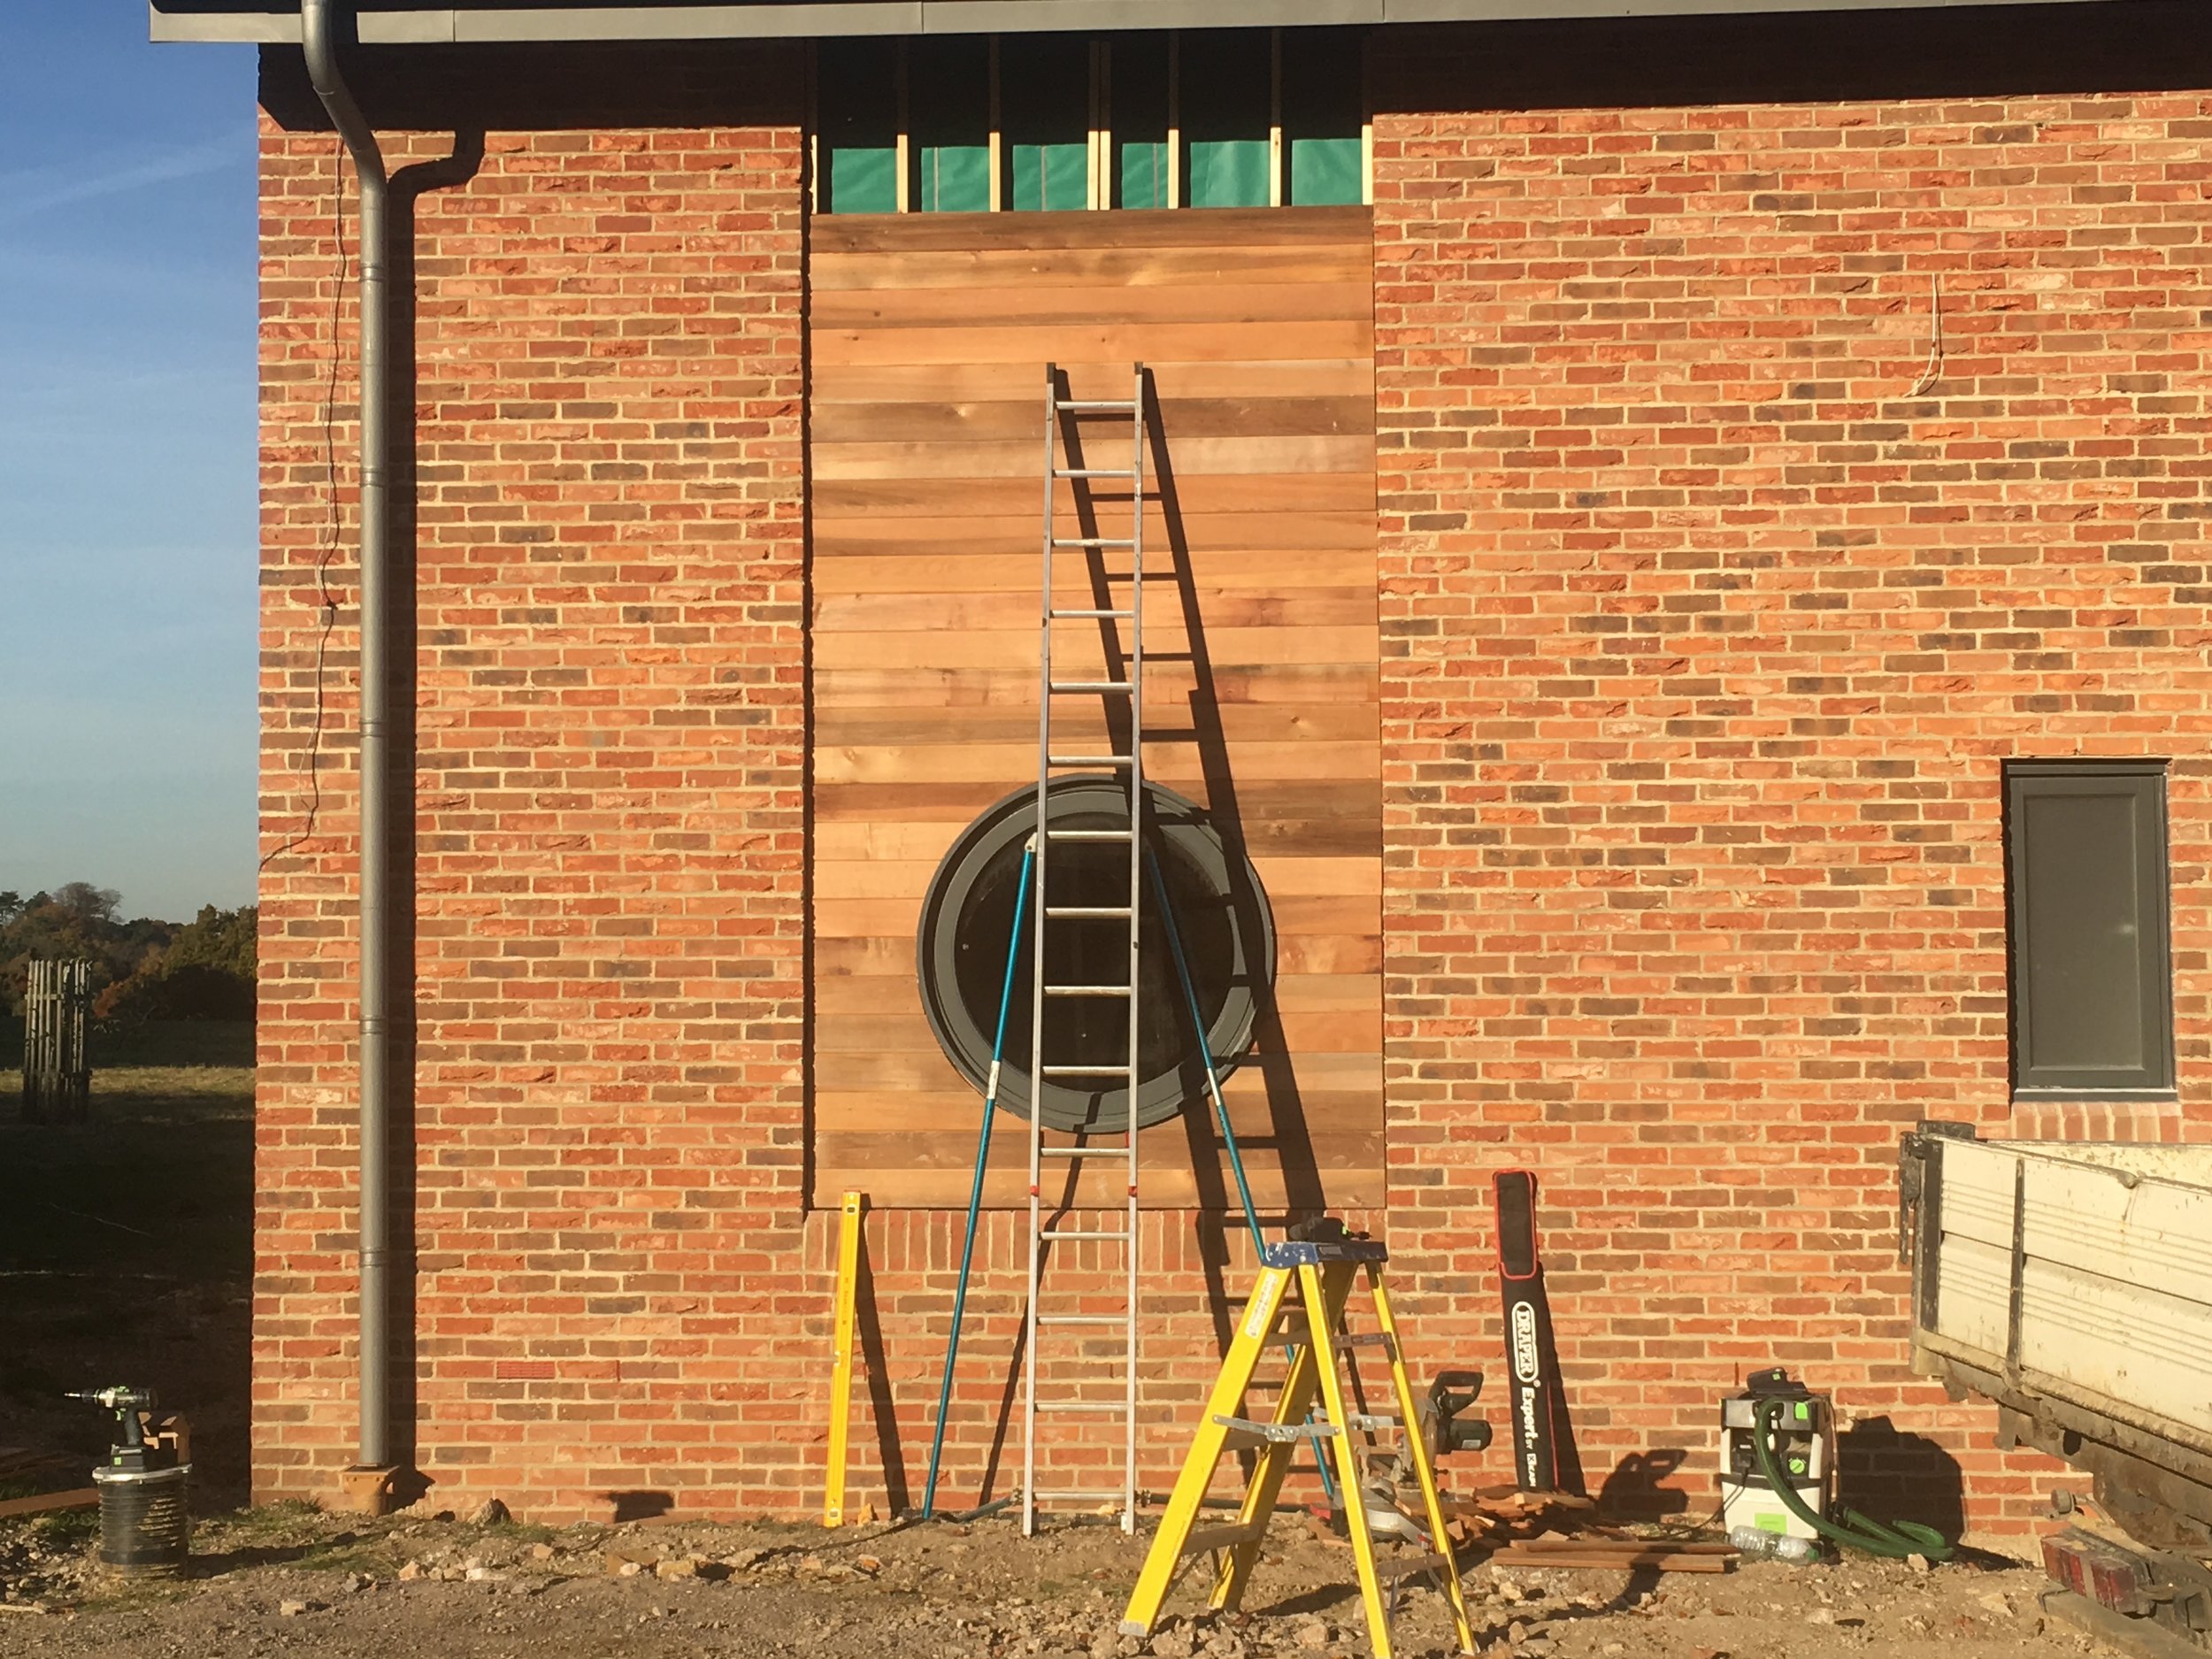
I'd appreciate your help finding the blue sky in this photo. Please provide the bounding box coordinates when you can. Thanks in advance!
[0,5,257,922]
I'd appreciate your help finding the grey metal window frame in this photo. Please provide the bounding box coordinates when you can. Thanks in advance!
[2003,758,2176,1101]
[915,775,1275,1134]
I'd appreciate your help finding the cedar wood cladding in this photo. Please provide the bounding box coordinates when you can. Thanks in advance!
[808,207,1384,1210]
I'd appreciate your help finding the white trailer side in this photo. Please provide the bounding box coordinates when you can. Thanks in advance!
[1902,1130,2212,1555]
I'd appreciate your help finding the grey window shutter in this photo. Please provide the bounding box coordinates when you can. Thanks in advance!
[2006,761,2174,1097]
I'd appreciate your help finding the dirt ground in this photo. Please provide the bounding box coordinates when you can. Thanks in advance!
[0,1499,2108,1659]
[0,1026,2115,1657]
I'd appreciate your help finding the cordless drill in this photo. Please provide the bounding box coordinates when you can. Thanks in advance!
[65,1386,170,1471]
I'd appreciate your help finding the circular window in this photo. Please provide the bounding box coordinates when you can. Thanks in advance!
[917,776,1274,1134]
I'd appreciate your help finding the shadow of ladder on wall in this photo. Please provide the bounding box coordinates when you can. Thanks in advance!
[1019,361,1152,1536]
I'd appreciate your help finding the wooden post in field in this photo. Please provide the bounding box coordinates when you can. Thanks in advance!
[22,958,92,1123]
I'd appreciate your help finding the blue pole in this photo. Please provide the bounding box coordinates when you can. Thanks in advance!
[920,841,1033,1520]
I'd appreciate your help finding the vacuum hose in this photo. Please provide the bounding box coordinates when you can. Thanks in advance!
[1751,1395,1954,1563]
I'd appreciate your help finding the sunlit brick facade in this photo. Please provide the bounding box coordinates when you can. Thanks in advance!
[251,8,2212,1533]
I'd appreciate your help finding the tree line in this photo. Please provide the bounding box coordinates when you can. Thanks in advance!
[0,885,255,1023]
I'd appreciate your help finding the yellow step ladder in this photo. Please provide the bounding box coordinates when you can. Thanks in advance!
[1120,1231,1477,1659]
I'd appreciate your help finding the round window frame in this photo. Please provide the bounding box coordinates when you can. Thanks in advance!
[916,775,1274,1134]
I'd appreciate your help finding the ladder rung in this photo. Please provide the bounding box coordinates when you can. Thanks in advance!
[1033,1487,1129,1502]
[1043,984,1133,997]
[1047,755,1133,768]
[1055,399,1139,412]
[1048,828,1133,842]
[1041,1063,1135,1077]
[1180,1521,1266,1557]
[1038,1229,1130,1241]
[1037,1314,1131,1326]
[1039,1143,1136,1157]
[1046,607,1135,618]
[1048,680,1134,695]
[1049,542,1136,552]
[1042,907,1133,918]
[1342,1412,1401,1432]
[1033,1400,1131,1414]
[1055,468,1139,480]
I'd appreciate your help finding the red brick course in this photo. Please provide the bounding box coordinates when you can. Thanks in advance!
[255,104,811,1513]
[254,36,2210,1536]
[1370,55,2212,1534]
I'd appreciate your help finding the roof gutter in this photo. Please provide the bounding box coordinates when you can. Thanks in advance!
[153,0,2123,45]
[301,0,404,1513]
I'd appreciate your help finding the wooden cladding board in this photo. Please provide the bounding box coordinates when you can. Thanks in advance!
[807,206,1380,1211]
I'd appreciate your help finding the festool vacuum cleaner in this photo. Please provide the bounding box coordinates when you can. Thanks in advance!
[1722,1368,1952,1563]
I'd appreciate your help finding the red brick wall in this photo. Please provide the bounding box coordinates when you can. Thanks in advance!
[252,76,1294,1525]
[1371,47,2212,1536]
[255,88,812,1512]
[253,28,2212,1539]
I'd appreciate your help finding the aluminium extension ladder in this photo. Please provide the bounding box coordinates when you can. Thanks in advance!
[916,366,1316,1532]
[1022,361,1150,1536]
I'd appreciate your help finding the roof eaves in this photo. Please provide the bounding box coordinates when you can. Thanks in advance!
[148,0,2121,46]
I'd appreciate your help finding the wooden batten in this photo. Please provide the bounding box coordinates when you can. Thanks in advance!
[807,207,1380,1211]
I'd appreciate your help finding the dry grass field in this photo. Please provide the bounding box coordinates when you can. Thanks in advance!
[0,1018,253,1506]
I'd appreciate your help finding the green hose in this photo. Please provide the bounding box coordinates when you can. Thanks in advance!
[1750,1395,1954,1563]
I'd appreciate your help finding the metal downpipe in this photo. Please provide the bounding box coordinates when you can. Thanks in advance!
[300,0,396,1486]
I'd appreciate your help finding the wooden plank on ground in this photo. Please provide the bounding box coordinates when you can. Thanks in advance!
[1475,1546,1733,1573]
[0,1487,97,1521]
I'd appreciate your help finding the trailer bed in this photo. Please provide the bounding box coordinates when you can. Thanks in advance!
[1902,1129,2212,1647]
[1908,1135,2212,1451]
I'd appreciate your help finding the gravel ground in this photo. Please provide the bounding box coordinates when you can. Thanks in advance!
[0,1500,2103,1659]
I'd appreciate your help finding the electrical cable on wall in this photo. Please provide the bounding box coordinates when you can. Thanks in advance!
[259,138,348,872]
[1908,273,1944,398]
